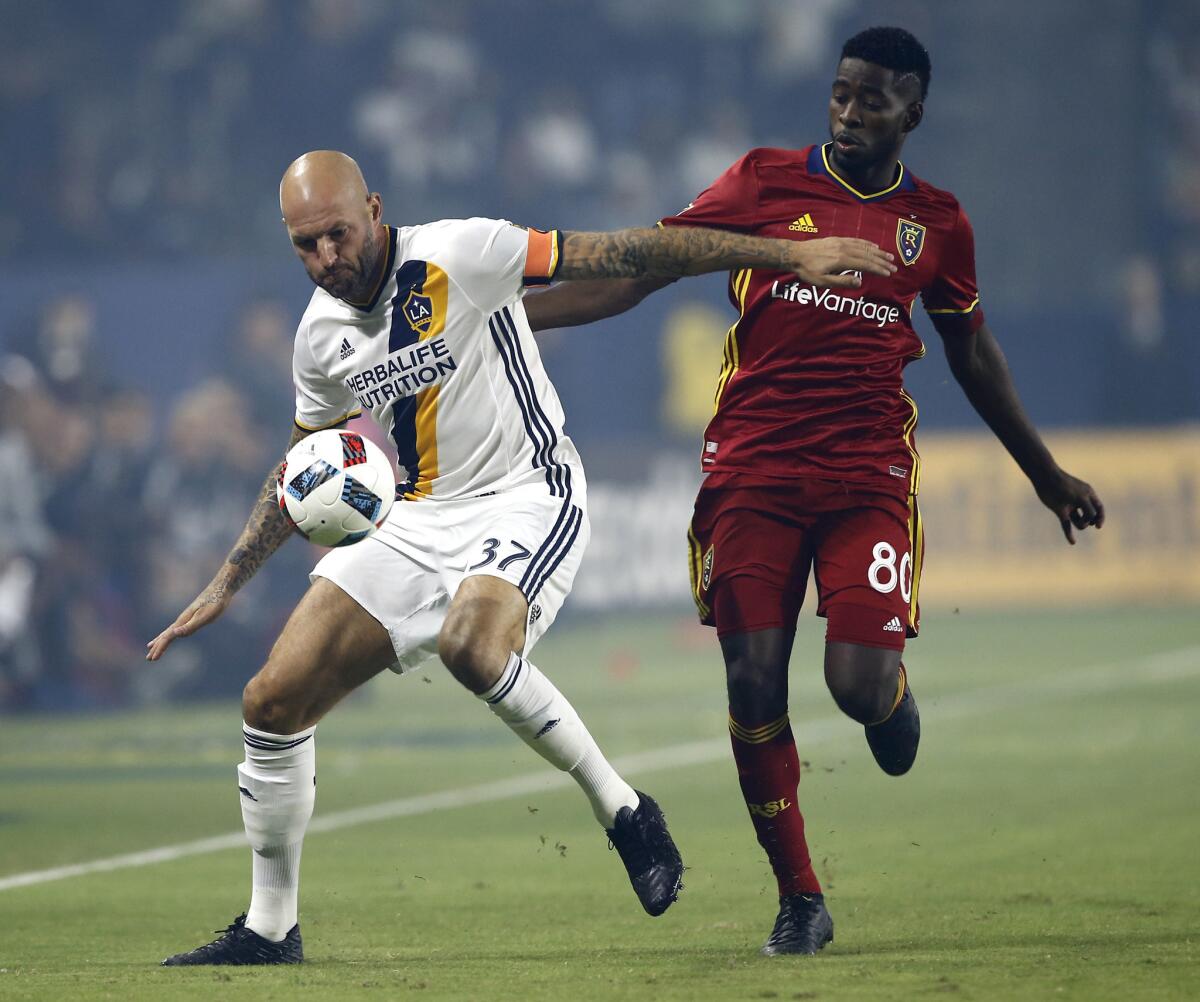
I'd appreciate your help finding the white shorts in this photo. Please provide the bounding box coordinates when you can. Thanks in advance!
[311,478,589,674]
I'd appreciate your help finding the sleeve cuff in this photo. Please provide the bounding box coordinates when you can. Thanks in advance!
[523,228,562,286]
[294,409,362,432]
[925,296,980,316]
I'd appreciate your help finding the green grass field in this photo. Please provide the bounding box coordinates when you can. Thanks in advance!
[1,607,1197,1001]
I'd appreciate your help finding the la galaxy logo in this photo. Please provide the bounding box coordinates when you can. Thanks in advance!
[896,218,926,266]
[402,290,435,335]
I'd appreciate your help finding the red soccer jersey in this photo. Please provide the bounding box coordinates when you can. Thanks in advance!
[660,143,983,497]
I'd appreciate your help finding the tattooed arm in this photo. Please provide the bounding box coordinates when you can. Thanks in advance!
[146,424,309,661]
[556,227,896,287]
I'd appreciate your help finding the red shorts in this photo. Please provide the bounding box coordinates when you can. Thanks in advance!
[686,478,924,651]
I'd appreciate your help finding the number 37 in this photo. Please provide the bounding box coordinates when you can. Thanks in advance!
[469,537,532,572]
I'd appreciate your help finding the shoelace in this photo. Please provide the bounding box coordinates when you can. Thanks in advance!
[214,914,249,937]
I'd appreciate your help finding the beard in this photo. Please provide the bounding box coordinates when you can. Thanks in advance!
[318,227,381,301]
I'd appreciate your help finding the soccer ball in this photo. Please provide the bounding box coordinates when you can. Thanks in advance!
[277,428,395,547]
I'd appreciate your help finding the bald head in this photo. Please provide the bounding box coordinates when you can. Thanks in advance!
[279,150,368,219]
[280,150,386,302]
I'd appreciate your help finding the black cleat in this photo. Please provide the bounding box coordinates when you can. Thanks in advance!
[160,913,303,966]
[606,790,684,916]
[761,893,834,956]
[864,678,920,776]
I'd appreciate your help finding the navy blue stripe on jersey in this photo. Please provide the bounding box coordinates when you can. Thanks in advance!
[492,307,570,497]
[519,492,575,595]
[242,730,313,751]
[523,503,584,603]
[489,309,552,471]
[488,311,569,498]
[500,307,570,496]
[390,397,420,494]
[388,260,429,353]
[487,304,582,601]
[488,314,548,484]
[498,306,557,472]
[485,656,524,705]
[387,259,429,489]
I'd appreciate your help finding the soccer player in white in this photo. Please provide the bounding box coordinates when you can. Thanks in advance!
[149,150,895,965]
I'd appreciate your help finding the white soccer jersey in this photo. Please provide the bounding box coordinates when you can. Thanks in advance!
[292,218,582,502]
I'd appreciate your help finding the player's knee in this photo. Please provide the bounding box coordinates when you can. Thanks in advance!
[721,634,790,723]
[437,619,510,694]
[725,661,786,722]
[436,625,474,681]
[436,592,520,696]
[242,674,300,734]
[826,677,894,725]
[824,643,899,725]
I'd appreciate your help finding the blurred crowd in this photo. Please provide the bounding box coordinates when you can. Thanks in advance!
[0,294,313,711]
[5,0,1200,271]
[0,0,861,259]
[1113,5,1200,422]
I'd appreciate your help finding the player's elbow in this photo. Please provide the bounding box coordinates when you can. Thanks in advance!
[602,279,652,316]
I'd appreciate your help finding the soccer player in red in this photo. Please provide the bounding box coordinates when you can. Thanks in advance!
[523,26,1104,955]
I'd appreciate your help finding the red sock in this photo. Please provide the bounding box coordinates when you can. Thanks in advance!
[729,714,821,896]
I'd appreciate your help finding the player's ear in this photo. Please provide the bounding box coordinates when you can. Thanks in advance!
[367,192,383,223]
[903,101,924,134]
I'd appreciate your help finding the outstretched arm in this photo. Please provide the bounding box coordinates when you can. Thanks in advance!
[938,319,1104,544]
[558,226,895,285]
[524,227,894,334]
[146,423,309,660]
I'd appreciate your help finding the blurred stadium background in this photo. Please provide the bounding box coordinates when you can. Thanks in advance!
[2,1,1199,997]
[1,0,1197,711]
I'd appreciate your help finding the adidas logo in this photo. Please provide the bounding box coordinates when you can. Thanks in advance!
[339,338,355,359]
[788,213,819,233]
[534,718,560,739]
[883,616,905,633]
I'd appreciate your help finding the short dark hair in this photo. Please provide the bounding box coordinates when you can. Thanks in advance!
[841,26,931,99]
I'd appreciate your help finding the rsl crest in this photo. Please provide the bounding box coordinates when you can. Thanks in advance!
[402,289,435,335]
[895,218,927,266]
[702,545,715,590]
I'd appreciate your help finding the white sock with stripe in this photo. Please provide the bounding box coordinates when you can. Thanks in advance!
[480,652,638,827]
[238,723,316,942]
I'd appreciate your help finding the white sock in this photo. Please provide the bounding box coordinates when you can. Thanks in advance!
[480,652,638,827]
[238,722,316,942]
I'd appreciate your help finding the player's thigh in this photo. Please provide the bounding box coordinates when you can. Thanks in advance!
[456,484,590,659]
[813,494,922,652]
[688,486,812,636]
[312,510,453,676]
[246,576,395,730]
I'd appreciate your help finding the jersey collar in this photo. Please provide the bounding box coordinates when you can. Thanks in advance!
[808,143,916,202]
[344,224,398,314]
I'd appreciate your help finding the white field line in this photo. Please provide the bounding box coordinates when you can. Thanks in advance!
[1,644,1197,894]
